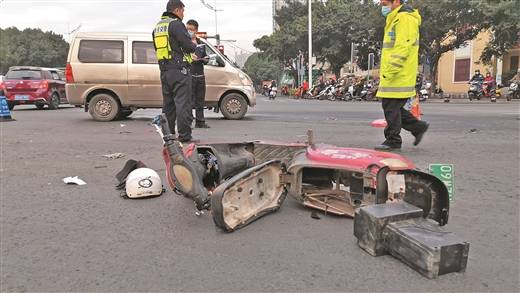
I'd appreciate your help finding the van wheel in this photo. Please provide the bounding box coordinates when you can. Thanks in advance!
[220,93,247,120]
[35,104,45,110]
[89,93,120,122]
[48,93,60,110]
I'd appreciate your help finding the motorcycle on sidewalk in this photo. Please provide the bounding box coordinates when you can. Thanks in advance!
[419,82,431,102]
[507,82,519,101]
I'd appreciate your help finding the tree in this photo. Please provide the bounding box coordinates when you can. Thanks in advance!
[408,0,485,85]
[476,0,520,64]
[0,27,69,74]
[254,0,380,78]
[243,52,283,86]
[252,0,518,87]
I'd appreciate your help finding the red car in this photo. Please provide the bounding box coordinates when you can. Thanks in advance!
[2,66,67,110]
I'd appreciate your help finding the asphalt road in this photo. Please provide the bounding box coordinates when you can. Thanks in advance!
[1,97,519,292]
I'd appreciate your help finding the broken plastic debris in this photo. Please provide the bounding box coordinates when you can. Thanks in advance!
[469,129,478,134]
[311,211,321,220]
[103,153,126,160]
[120,124,126,127]
[63,176,87,186]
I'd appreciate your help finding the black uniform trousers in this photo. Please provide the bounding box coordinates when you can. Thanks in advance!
[191,76,206,124]
[161,67,193,140]
[381,98,427,147]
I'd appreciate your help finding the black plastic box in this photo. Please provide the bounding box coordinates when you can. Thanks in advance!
[354,202,424,256]
[386,218,470,279]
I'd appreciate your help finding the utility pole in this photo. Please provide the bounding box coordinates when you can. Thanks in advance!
[308,0,312,86]
[214,0,218,35]
[367,53,374,84]
[200,0,223,43]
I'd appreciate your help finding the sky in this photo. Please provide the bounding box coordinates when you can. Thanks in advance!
[0,0,274,57]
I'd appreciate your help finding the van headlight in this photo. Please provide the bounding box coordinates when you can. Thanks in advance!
[239,72,252,86]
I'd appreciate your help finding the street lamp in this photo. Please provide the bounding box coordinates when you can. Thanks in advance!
[200,0,223,38]
[308,0,313,87]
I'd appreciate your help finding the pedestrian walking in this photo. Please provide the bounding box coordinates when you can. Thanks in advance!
[186,19,210,128]
[375,0,429,151]
[153,0,199,142]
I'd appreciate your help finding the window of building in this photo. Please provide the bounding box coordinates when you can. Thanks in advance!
[78,40,124,63]
[132,42,157,64]
[510,56,519,72]
[454,58,471,82]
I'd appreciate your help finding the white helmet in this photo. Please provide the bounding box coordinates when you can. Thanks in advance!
[125,168,164,198]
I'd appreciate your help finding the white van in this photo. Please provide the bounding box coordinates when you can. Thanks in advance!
[66,32,256,121]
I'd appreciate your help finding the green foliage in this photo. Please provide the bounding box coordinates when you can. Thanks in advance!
[0,27,69,74]
[253,0,518,85]
[412,0,486,83]
[243,52,283,86]
[475,0,520,64]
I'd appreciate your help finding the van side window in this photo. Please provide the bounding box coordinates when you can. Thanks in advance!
[132,42,158,64]
[78,40,124,63]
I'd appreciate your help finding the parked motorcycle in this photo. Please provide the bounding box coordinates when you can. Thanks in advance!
[507,82,519,101]
[357,84,378,101]
[334,86,353,101]
[419,82,432,102]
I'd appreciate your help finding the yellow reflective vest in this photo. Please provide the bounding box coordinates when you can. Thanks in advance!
[153,16,193,64]
[376,5,422,99]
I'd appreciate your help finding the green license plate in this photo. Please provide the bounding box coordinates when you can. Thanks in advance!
[429,164,454,202]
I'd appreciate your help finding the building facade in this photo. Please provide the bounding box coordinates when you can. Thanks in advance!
[437,31,520,94]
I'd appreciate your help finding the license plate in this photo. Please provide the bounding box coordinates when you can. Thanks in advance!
[429,164,454,202]
[15,95,30,101]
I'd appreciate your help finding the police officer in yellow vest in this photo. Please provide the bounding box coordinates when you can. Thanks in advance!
[153,0,198,143]
[375,0,429,151]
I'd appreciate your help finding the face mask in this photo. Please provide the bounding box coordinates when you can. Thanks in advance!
[188,31,195,38]
[381,5,392,17]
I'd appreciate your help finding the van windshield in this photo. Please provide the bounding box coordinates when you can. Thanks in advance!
[6,70,42,80]
[204,42,240,69]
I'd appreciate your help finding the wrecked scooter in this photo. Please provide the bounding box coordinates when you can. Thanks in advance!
[154,114,449,232]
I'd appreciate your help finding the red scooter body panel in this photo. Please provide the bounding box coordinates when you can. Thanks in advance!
[305,144,415,172]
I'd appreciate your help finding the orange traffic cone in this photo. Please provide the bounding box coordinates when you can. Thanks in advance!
[410,95,421,120]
